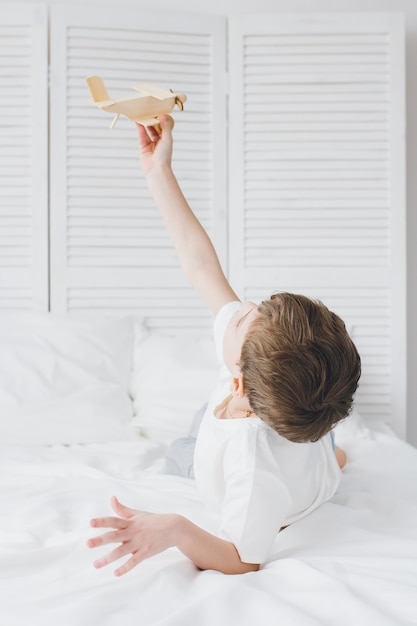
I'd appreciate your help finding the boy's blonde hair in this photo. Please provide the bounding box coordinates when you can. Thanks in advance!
[240,293,361,443]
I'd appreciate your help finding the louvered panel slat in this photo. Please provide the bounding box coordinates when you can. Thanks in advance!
[245,200,389,212]
[245,82,389,96]
[230,14,405,437]
[246,168,388,179]
[67,285,212,331]
[0,4,48,311]
[248,42,389,55]
[50,7,226,329]
[0,287,32,310]
[64,267,212,331]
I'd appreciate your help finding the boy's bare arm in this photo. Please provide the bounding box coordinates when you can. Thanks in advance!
[137,117,239,315]
[88,496,259,576]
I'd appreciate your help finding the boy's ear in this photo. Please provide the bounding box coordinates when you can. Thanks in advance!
[231,375,246,398]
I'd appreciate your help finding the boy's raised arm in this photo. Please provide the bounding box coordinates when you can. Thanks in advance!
[137,116,239,315]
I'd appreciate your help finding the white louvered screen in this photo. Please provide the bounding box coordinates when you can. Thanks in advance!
[50,6,227,330]
[229,14,406,436]
[0,3,48,311]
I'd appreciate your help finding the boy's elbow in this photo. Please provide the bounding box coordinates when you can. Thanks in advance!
[207,561,259,575]
[237,561,260,574]
[197,557,260,575]
[229,544,260,574]
[224,549,260,574]
[197,561,259,575]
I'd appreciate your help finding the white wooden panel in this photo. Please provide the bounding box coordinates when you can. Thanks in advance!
[0,3,48,311]
[50,6,226,331]
[67,276,210,329]
[229,14,406,437]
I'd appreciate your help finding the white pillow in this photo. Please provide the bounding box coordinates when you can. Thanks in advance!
[0,312,135,445]
[130,326,218,443]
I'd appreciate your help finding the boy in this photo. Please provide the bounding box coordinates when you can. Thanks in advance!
[87,115,361,576]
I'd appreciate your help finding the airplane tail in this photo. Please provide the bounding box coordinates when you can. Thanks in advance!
[86,76,110,103]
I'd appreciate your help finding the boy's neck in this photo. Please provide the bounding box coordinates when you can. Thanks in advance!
[225,395,254,419]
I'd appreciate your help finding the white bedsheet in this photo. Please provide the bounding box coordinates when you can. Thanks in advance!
[1,430,417,626]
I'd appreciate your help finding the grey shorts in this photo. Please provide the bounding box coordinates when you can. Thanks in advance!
[164,403,206,479]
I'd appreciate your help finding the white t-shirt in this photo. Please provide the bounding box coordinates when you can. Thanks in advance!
[193,301,341,564]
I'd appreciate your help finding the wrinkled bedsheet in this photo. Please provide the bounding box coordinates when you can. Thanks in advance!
[1,431,417,626]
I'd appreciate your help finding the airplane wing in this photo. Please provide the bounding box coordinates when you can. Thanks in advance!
[135,116,163,127]
[89,98,114,108]
[131,83,174,100]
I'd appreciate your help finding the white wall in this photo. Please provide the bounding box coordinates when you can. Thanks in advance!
[6,0,417,446]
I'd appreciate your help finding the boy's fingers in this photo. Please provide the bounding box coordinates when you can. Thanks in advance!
[114,553,142,577]
[86,529,130,549]
[160,114,174,131]
[146,124,161,141]
[111,495,136,519]
[136,122,153,147]
[93,542,132,569]
[89,515,128,529]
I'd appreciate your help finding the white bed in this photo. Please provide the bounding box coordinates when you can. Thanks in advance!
[1,312,416,626]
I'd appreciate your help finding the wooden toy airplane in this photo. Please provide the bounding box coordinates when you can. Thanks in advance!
[86,76,187,129]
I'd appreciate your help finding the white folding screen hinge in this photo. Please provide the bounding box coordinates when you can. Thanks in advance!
[47,64,51,88]
[224,71,230,95]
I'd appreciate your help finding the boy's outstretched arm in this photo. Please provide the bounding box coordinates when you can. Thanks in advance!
[137,116,238,315]
[87,496,259,576]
